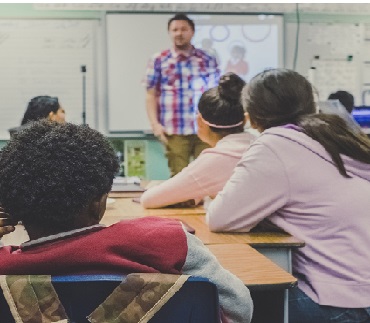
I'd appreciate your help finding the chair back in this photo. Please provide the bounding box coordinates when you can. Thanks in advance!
[0,274,220,323]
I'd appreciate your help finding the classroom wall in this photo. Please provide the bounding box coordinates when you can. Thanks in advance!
[0,3,100,19]
[2,4,370,180]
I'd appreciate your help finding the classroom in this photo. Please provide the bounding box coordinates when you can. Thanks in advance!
[0,3,370,323]
[0,3,369,178]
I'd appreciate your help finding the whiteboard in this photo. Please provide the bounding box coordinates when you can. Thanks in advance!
[0,19,97,139]
[285,22,363,105]
[106,13,284,133]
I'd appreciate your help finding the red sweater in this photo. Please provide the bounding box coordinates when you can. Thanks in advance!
[0,217,188,275]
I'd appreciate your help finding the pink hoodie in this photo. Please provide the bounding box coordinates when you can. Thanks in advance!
[140,132,256,208]
[207,126,370,308]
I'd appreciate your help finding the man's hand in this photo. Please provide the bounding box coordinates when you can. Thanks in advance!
[146,89,168,143]
[152,123,168,144]
[0,207,16,239]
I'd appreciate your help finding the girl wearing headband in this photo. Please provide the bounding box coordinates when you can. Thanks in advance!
[141,73,256,208]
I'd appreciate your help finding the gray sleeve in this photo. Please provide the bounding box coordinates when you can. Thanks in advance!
[182,230,253,323]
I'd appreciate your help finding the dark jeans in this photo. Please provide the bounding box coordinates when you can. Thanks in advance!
[289,287,370,323]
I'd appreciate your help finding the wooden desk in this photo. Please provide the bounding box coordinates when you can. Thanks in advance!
[172,215,304,273]
[207,244,296,290]
[104,199,304,272]
[107,180,305,270]
[103,196,302,323]
[109,191,143,198]
[105,197,206,217]
[108,180,159,199]
[209,244,296,323]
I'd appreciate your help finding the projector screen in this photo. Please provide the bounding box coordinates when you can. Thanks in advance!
[106,13,284,132]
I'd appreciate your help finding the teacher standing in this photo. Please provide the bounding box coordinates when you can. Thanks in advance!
[144,13,220,176]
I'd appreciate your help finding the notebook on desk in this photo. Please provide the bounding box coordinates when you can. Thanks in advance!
[111,182,146,193]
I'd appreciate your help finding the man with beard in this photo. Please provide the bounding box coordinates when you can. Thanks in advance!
[144,13,220,176]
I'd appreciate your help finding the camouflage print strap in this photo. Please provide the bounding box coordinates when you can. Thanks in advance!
[88,273,190,323]
[0,275,69,323]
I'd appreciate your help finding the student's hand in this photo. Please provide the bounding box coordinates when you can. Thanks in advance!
[152,123,168,144]
[0,207,17,238]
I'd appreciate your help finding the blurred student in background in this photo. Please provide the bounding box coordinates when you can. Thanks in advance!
[9,96,65,137]
[328,90,354,114]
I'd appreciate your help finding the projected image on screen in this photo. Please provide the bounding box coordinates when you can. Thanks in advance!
[192,16,281,82]
[106,13,283,132]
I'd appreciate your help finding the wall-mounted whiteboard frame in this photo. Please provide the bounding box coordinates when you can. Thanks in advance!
[0,18,98,139]
[106,12,284,133]
[285,22,363,105]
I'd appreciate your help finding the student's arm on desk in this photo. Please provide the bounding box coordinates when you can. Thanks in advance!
[141,151,232,209]
[207,142,289,232]
[182,230,253,323]
[140,163,207,209]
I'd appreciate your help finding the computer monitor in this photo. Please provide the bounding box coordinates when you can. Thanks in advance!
[352,106,370,129]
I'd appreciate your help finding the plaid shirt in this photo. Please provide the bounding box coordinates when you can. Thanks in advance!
[145,47,220,135]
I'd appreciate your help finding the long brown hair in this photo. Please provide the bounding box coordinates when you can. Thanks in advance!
[243,68,370,177]
[298,113,370,177]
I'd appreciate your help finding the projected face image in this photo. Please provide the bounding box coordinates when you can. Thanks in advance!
[168,20,194,50]
[225,45,249,77]
[193,21,280,82]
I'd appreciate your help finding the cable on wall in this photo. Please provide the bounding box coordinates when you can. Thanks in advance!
[293,3,300,71]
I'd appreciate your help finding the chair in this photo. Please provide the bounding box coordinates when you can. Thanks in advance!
[0,274,220,323]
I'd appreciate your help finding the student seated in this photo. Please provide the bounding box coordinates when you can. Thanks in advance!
[328,90,354,114]
[321,90,362,133]
[0,121,252,323]
[140,73,256,208]
[9,95,66,137]
[207,69,370,322]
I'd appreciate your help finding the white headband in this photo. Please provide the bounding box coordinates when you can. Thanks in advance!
[199,114,244,129]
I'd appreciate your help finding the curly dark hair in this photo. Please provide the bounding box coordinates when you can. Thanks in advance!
[0,121,119,231]
[21,96,60,125]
